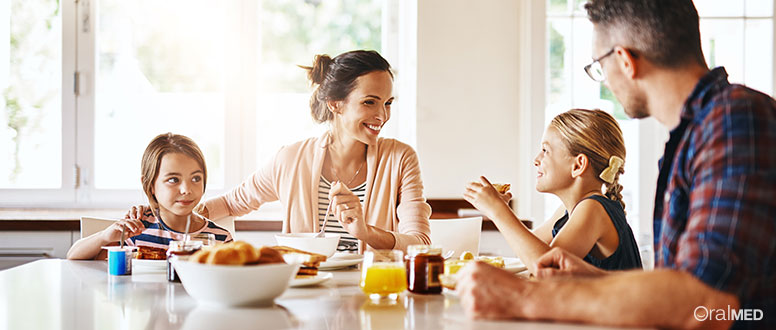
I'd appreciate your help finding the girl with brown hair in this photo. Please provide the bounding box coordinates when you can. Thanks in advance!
[67,133,232,260]
[464,109,641,272]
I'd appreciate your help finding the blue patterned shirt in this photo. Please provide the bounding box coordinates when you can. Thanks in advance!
[653,67,776,329]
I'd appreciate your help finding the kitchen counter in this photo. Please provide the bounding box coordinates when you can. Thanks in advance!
[0,259,620,330]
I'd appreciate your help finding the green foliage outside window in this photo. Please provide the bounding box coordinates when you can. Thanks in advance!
[259,0,382,93]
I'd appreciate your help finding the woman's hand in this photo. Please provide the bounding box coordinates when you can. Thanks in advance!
[193,204,209,219]
[463,176,512,220]
[100,218,145,243]
[329,181,369,240]
[124,204,151,220]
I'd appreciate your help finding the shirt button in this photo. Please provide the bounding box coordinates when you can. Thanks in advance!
[664,192,670,203]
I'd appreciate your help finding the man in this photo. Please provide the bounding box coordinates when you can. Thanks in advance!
[457,0,775,329]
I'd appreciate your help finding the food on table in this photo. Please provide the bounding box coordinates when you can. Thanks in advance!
[189,241,285,266]
[479,256,505,268]
[440,254,506,290]
[439,274,457,290]
[444,255,505,275]
[493,183,511,194]
[136,245,168,260]
[271,245,328,277]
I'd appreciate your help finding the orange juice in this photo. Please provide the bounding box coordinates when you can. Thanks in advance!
[360,263,407,298]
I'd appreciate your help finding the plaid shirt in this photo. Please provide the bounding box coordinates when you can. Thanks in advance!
[654,67,776,328]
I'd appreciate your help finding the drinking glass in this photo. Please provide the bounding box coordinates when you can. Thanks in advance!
[190,232,216,246]
[360,250,407,301]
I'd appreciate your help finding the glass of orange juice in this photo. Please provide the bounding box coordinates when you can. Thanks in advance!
[360,250,407,301]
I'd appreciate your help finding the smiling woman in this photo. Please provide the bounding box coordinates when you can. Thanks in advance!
[196,50,432,253]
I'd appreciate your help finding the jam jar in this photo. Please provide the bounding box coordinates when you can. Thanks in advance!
[166,240,202,282]
[405,244,444,294]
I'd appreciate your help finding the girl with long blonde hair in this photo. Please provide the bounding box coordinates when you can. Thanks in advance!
[465,109,642,273]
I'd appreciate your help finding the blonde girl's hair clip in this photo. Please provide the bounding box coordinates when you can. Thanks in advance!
[599,155,624,184]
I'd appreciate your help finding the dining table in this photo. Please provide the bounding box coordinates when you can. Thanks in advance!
[0,259,627,330]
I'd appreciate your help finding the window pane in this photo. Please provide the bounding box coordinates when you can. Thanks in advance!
[546,18,571,123]
[94,0,228,189]
[745,0,773,17]
[0,0,62,189]
[694,0,744,17]
[547,0,568,15]
[573,0,587,14]
[255,0,383,166]
[745,19,773,95]
[700,19,745,81]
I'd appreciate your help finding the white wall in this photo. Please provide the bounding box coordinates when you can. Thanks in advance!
[413,0,546,221]
[415,0,522,198]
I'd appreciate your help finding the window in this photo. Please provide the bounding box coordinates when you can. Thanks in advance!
[253,0,385,167]
[543,0,774,266]
[1,0,400,207]
[0,0,63,189]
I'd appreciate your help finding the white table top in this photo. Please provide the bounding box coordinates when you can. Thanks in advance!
[0,259,608,330]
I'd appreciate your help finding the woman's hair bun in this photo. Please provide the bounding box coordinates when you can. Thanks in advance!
[307,54,333,85]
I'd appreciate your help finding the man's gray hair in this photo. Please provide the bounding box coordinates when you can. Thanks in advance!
[585,0,707,68]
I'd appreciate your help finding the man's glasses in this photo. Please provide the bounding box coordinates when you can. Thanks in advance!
[584,48,615,82]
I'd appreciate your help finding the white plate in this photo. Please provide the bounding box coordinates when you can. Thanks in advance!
[502,257,527,273]
[289,272,333,287]
[319,253,364,270]
[133,259,167,273]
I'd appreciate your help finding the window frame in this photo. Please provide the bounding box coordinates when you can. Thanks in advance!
[0,0,403,209]
[0,0,78,207]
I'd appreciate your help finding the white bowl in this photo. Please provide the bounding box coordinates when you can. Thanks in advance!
[274,233,341,257]
[173,260,299,307]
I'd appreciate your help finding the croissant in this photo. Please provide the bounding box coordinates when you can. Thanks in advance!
[189,241,286,266]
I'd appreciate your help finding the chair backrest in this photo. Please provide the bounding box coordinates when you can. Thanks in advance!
[429,216,483,257]
[80,216,118,239]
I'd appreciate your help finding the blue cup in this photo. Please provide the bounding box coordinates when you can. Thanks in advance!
[107,248,133,275]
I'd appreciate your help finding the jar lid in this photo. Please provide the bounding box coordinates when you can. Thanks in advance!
[407,244,442,256]
[168,240,203,251]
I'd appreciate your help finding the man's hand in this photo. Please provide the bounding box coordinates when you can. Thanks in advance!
[534,247,607,278]
[456,261,533,319]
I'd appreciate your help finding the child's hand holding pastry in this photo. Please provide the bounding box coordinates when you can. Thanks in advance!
[492,183,513,203]
[464,176,512,220]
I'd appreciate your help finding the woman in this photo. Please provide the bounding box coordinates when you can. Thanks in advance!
[198,50,430,253]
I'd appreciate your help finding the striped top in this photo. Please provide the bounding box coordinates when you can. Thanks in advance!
[125,209,233,250]
[318,176,365,252]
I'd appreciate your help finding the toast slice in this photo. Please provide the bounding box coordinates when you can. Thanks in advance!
[136,245,167,260]
[270,245,328,277]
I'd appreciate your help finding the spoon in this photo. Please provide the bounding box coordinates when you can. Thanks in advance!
[183,214,192,242]
[316,199,333,238]
[443,250,455,260]
[119,222,126,248]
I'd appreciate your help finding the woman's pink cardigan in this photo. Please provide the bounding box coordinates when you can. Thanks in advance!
[204,133,432,252]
